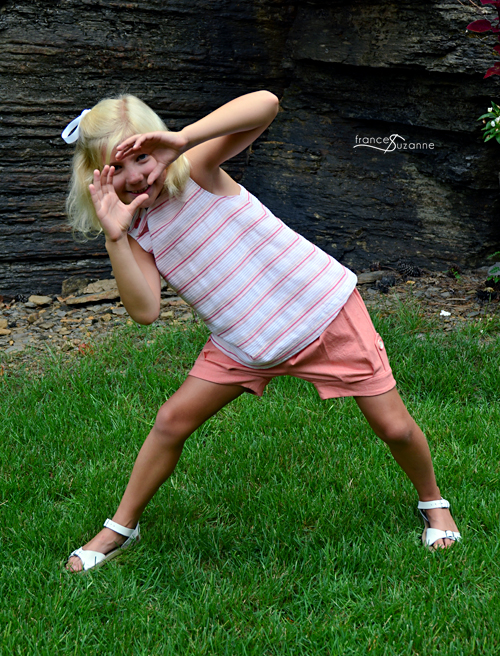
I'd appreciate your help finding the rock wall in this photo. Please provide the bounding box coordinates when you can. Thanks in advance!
[1,0,499,296]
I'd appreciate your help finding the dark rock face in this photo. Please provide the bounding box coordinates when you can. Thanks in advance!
[1,0,499,295]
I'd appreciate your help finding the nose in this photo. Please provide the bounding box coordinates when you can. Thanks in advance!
[126,164,144,187]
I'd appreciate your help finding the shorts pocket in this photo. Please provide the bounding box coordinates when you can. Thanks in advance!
[373,333,389,372]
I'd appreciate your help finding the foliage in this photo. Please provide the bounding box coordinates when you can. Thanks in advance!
[487,251,500,281]
[468,5,500,265]
[467,0,500,77]
[478,100,500,142]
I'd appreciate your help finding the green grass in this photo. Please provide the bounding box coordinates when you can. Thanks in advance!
[1,303,499,655]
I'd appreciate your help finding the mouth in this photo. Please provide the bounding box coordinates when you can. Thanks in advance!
[128,185,151,196]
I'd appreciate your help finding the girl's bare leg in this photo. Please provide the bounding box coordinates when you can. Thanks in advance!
[355,387,459,548]
[67,376,245,572]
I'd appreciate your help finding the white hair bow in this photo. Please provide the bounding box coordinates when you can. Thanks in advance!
[61,109,91,144]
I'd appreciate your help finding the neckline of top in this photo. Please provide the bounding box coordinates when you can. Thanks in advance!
[136,177,246,220]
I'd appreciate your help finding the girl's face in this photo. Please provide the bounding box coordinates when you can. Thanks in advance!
[108,146,167,208]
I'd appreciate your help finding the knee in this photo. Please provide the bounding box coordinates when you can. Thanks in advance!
[376,418,415,446]
[152,403,193,447]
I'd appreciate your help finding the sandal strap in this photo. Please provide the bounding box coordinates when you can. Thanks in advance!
[69,547,107,571]
[418,498,450,510]
[424,528,461,547]
[104,518,137,537]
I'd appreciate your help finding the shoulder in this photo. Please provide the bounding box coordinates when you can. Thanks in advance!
[186,156,241,197]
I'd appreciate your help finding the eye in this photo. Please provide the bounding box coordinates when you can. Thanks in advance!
[137,153,148,162]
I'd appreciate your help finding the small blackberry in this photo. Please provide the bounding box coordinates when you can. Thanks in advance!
[476,288,498,302]
[15,294,29,303]
[381,275,396,286]
[376,275,396,294]
[484,278,500,292]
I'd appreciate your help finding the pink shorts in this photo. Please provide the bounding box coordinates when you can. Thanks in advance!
[189,288,396,399]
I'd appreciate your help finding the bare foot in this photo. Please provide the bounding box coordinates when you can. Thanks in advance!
[66,527,128,572]
[422,506,460,549]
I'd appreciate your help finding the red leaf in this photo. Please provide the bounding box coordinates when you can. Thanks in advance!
[484,62,500,77]
[467,19,493,32]
[493,44,500,52]
[77,342,95,355]
[481,0,500,5]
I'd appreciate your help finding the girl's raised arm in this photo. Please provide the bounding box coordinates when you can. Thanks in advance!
[116,91,280,193]
[179,90,280,167]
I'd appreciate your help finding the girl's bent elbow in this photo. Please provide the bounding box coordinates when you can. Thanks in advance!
[132,308,160,325]
[261,90,280,109]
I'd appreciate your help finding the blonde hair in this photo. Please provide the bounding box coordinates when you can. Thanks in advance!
[66,95,190,238]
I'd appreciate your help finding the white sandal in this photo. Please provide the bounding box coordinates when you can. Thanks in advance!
[418,498,461,548]
[67,518,140,572]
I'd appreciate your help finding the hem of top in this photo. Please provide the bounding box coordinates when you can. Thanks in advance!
[209,275,358,370]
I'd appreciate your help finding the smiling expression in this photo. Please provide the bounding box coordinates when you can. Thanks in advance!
[108,147,167,208]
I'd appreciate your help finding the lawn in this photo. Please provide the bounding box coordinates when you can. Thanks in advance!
[1,303,499,655]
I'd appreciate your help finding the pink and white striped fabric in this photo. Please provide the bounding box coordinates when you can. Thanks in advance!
[129,178,357,368]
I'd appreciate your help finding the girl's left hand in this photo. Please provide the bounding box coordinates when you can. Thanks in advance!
[115,131,188,186]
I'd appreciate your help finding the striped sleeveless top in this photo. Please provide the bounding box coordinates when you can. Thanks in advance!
[129,178,357,368]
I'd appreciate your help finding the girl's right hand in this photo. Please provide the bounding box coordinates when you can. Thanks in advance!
[115,131,188,186]
[89,166,148,242]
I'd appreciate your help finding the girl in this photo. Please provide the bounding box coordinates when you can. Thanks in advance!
[63,91,460,572]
